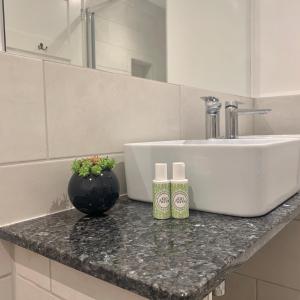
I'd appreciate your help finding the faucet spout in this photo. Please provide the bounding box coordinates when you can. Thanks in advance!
[225,101,271,139]
[237,108,272,115]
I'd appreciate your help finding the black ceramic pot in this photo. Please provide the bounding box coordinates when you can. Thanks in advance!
[68,170,120,215]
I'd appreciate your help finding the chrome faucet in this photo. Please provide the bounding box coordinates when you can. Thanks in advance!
[201,96,222,139]
[225,101,271,139]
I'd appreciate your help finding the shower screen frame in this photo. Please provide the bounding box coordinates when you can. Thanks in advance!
[0,0,6,51]
[82,8,96,69]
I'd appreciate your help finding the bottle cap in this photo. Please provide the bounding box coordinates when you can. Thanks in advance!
[172,162,186,180]
[155,163,168,181]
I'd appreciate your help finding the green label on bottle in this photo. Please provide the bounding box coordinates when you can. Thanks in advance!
[171,183,189,219]
[153,182,171,219]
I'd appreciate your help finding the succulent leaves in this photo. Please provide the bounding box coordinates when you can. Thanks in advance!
[71,156,116,177]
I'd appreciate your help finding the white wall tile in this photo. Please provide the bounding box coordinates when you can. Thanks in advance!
[0,275,13,300]
[180,86,254,139]
[254,95,300,134]
[0,159,72,226]
[95,41,130,73]
[15,246,50,290]
[51,261,147,300]
[213,273,256,300]
[15,275,60,300]
[257,280,300,300]
[0,52,47,164]
[0,241,13,277]
[0,154,126,226]
[238,220,300,291]
[45,61,180,158]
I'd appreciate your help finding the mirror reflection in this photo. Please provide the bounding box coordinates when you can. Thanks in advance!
[2,0,251,96]
[4,0,167,82]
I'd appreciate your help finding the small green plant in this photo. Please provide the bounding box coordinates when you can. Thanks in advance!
[72,156,116,177]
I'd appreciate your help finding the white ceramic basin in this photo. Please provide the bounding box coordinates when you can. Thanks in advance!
[124,138,300,217]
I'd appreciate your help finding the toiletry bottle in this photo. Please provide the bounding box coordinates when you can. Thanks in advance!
[153,163,171,220]
[171,162,189,219]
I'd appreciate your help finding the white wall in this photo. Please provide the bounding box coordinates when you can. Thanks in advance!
[93,0,166,81]
[167,0,251,97]
[252,0,300,98]
[4,0,83,65]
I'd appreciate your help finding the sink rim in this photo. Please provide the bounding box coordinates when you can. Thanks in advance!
[125,138,300,148]
[242,134,300,139]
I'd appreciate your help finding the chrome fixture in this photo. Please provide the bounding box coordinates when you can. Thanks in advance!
[201,96,222,139]
[0,0,6,51]
[213,281,226,297]
[37,42,48,51]
[82,8,96,69]
[201,97,271,139]
[225,101,271,139]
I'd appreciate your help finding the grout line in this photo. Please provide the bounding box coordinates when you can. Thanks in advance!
[17,273,65,300]
[235,271,256,280]
[236,272,300,294]
[178,85,183,139]
[12,244,16,300]
[235,272,259,281]
[48,151,124,160]
[255,278,258,300]
[0,273,11,280]
[0,152,124,167]
[49,260,53,292]
[42,60,50,159]
[258,278,300,294]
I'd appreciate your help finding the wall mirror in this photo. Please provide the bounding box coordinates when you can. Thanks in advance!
[0,0,254,97]
[2,0,167,80]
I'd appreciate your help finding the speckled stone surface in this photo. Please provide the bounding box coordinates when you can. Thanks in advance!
[1,194,300,300]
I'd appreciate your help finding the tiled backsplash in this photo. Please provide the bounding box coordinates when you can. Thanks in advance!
[254,95,300,134]
[0,51,254,226]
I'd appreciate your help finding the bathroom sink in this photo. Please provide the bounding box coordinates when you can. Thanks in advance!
[124,139,300,217]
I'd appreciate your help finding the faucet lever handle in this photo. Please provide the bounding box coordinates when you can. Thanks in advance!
[201,96,221,139]
[201,96,222,112]
[201,96,220,103]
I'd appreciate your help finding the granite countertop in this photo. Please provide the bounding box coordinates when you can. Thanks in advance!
[1,194,300,300]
